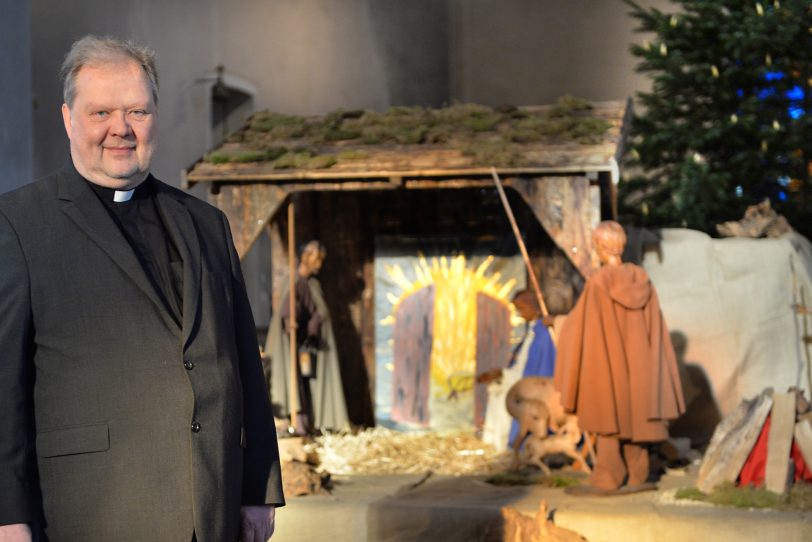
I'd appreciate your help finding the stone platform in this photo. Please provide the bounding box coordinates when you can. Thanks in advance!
[271,466,812,541]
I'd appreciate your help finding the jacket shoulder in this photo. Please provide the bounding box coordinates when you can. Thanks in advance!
[153,177,225,221]
[0,173,59,221]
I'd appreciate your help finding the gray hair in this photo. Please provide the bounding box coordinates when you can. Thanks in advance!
[60,35,159,107]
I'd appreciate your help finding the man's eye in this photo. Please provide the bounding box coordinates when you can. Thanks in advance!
[130,110,148,119]
[92,111,109,118]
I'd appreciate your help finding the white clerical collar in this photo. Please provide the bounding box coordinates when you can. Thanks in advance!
[114,189,135,203]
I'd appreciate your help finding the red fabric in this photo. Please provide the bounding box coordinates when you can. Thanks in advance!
[738,414,812,487]
[791,440,812,482]
[739,415,770,487]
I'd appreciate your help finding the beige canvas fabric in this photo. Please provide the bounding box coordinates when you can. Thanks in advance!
[642,229,812,419]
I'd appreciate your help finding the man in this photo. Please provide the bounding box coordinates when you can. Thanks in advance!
[553,221,685,495]
[0,36,283,541]
[267,241,349,434]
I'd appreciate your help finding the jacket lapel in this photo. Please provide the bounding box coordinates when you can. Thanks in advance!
[154,182,202,352]
[57,166,180,335]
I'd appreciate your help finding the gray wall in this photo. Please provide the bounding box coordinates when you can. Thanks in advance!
[448,0,671,105]
[214,0,449,115]
[0,0,33,194]
[29,0,451,186]
[29,0,671,186]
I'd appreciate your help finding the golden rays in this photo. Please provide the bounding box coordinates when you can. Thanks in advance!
[384,255,516,398]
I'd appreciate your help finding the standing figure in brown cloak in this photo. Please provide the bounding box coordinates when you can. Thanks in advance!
[553,221,685,494]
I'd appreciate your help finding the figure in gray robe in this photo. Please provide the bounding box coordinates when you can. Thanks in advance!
[267,241,349,433]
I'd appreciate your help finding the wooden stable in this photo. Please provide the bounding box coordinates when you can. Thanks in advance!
[183,100,630,426]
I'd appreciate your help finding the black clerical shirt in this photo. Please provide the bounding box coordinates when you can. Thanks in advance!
[87,177,183,325]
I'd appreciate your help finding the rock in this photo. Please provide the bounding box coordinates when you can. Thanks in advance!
[281,460,331,497]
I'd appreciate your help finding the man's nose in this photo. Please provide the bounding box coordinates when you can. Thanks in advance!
[108,111,132,136]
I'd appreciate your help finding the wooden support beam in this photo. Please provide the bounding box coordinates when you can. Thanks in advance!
[508,175,600,278]
[208,183,289,259]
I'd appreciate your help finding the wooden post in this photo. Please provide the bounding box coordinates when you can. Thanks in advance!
[288,202,300,432]
[765,392,795,494]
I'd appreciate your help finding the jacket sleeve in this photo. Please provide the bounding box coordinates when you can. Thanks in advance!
[0,210,37,525]
[220,212,285,507]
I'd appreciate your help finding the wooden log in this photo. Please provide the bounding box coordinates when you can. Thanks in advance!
[697,389,773,493]
[281,460,329,497]
[765,392,796,494]
[794,418,812,469]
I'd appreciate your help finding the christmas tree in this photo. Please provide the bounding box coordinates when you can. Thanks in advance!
[621,0,812,236]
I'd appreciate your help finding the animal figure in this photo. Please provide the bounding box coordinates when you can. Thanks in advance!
[524,416,589,475]
[506,376,590,473]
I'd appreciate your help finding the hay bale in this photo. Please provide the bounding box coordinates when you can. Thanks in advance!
[313,427,511,475]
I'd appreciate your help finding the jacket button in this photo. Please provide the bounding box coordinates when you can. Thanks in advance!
[191,421,201,433]
[184,359,195,370]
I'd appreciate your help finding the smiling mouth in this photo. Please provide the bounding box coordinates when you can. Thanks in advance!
[105,147,135,154]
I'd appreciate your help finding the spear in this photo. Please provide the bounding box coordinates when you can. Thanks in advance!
[490,167,549,319]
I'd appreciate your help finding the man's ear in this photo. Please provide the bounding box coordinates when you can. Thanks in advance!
[61,103,72,139]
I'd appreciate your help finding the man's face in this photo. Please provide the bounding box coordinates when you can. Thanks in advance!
[301,249,325,276]
[514,299,539,322]
[61,60,157,189]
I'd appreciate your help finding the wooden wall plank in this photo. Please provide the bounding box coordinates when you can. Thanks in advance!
[392,285,435,426]
[510,176,599,278]
[765,392,797,494]
[475,293,512,429]
[209,183,288,258]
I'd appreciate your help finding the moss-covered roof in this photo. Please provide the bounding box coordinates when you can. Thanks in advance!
[184,96,629,185]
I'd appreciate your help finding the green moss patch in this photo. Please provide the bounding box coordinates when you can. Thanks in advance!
[204,95,611,169]
[675,482,812,511]
[486,469,584,488]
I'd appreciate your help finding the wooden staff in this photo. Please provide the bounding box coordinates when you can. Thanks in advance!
[490,167,549,319]
[492,168,596,467]
[287,201,300,432]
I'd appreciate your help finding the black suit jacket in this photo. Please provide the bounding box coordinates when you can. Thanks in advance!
[0,165,284,541]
